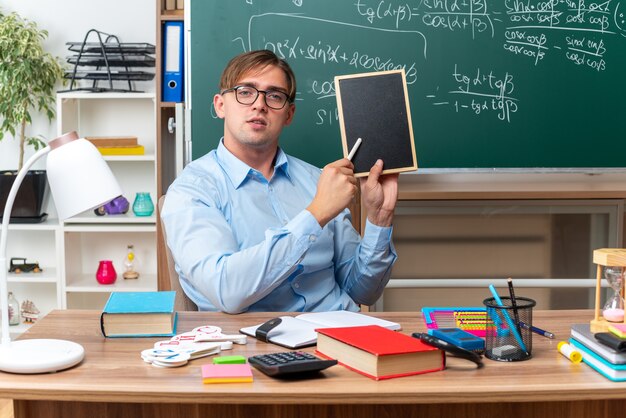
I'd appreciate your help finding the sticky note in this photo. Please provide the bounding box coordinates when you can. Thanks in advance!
[608,323,626,339]
[201,364,253,384]
[212,355,246,364]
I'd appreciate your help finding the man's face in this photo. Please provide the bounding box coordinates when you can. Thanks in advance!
[214,64,295,152]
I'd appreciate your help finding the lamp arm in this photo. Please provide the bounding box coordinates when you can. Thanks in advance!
[1,146,51,346]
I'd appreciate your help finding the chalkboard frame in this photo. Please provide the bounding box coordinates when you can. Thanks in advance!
[335,70,418,177]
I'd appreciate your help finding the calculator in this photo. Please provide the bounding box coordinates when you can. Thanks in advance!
[248,351,337,377]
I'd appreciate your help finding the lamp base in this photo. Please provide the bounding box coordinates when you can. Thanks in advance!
[0,339,84,374]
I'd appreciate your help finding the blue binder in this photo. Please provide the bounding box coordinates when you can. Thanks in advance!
[162,21,184,102]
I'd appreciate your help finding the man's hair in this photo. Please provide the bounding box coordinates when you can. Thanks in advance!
[219,50,296,103]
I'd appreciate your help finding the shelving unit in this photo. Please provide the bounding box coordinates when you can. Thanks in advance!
[5,220,63,337]
[56,91,158,310]
[156,0,185,291]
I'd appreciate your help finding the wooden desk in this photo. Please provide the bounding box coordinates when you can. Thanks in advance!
[2,310,626,418]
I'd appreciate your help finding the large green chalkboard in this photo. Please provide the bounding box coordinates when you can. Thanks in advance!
[189,0,626,169]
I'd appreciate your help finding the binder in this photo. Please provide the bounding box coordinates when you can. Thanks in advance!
[162,21,184,102]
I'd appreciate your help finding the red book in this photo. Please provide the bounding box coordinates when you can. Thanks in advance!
[315,325,444,380]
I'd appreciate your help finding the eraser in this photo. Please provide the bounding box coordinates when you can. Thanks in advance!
[213,355,247,364]
[492,344,518,356]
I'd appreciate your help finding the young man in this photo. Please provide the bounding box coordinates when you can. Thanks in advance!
[161,50,398,313]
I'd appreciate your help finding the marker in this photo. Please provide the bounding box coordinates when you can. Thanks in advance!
[347,137,362,161]
[519,321,555,339]
[507,278,523,337]
[488,284,528,354]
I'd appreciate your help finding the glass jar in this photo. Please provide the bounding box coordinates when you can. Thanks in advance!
[8,292,19,326]
[96,260,117,285]
[132,192,154,217]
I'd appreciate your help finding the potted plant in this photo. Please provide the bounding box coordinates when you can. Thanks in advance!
[0,10,64,222]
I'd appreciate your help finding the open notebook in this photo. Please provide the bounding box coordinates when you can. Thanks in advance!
[239,310,401,349]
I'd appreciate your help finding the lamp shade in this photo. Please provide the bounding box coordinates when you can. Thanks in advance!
[47,132,122,220]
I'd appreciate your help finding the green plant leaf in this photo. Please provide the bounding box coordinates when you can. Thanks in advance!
[0,9,65,171]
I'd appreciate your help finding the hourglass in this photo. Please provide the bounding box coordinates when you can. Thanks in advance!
[591,249,626,333]
[602,266,624,322]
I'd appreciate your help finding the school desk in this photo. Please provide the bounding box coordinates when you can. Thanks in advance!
[1,309,626,418]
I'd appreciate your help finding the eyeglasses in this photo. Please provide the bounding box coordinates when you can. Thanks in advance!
[221,85,291,110]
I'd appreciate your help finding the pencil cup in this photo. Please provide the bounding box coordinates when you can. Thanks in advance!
[482,296,536,362]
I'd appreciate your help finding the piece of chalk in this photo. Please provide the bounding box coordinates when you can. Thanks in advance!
[557,341,582,364]
[347,138,362,161]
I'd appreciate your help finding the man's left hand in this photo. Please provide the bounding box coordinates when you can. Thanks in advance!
[360,159,399,227]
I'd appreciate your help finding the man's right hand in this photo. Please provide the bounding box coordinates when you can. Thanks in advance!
[307,158,357,227]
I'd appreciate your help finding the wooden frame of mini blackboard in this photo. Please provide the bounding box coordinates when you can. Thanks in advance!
[335,69,417,178]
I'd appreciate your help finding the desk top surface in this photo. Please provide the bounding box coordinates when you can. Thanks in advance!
[1,309,624,405]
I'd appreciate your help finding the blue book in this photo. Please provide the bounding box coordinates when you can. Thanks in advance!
[569,339,626,382]
[100,291,178,338]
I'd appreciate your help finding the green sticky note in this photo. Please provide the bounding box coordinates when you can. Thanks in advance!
[212,355,246,364]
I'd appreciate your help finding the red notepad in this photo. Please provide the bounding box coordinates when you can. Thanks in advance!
[201,364,253,384]
[316,325,444,380]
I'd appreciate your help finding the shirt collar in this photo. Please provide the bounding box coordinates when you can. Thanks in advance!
[216,139,293,189]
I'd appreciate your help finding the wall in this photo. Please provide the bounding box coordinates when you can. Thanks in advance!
[0,0,156,171]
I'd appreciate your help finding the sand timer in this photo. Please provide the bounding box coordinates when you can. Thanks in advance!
[603,266,625,322]
[591,249,626,332]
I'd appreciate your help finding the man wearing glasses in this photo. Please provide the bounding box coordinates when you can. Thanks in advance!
[161,50,398,313]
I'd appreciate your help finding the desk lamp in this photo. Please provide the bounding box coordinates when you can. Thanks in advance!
[0,131,122,373]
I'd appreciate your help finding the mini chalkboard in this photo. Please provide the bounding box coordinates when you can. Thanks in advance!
[335,70,417,177]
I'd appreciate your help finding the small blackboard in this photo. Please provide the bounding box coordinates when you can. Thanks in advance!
[335,70,417,177]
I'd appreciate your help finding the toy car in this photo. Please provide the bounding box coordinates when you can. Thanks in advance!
[94,195,130,216]
[8,258,42,274]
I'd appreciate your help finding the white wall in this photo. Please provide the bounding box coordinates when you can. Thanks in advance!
[0,0,156,171]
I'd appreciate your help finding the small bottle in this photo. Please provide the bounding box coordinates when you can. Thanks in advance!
[123,244,140,280]
[8,292,20,326]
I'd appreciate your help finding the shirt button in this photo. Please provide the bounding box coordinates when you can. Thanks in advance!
[309,235,316,242]
[294,283,300,289]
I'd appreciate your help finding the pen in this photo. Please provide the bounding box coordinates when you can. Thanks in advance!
[488,284,528,354]
[507,277,523,336]
[519,322,555,339]
[347,137,362,161]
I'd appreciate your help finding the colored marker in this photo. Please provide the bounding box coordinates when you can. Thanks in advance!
[347,137,362,161]
[519,322,555,339]
[488,284,528,354]
[507,277,523,337]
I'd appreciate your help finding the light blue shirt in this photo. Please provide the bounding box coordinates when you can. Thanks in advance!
[161,140,397,313]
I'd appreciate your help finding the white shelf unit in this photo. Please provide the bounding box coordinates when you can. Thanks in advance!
[5,220,63,337]
[57,92,158,310]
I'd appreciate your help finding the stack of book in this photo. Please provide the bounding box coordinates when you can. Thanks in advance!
[569,323,626,381]
[86,136,145,156]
